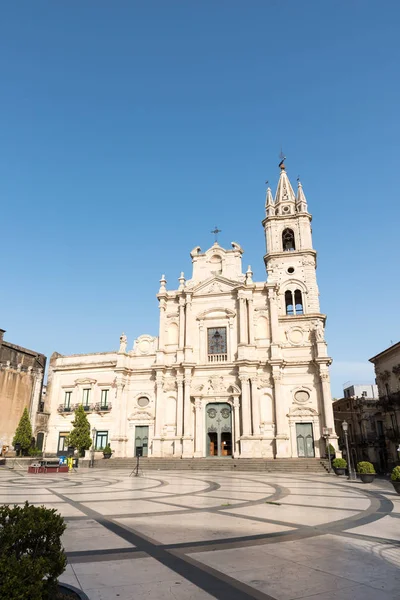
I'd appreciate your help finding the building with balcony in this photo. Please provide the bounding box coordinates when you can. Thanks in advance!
[333,385,387,472]
[45,162,337,459]
[370,342,400,470]
[0,329,46,452]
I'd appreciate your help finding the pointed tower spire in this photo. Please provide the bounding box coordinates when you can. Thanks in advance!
[296,178,308,213]
[274,160,296,215]
[265,186,274,217]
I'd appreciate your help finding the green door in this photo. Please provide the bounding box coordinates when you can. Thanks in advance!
[206,403,232,457]
[135,426,149,457]
[296,423,315,458]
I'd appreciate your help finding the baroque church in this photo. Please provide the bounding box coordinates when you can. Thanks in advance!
[45,162,337,459]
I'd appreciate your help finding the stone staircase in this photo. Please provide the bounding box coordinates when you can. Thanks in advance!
[93,457,330,473]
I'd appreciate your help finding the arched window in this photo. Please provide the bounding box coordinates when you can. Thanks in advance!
[285,290,294,316]
[294,290,303,315]
[282,228,295,252]
[285,289,304,316]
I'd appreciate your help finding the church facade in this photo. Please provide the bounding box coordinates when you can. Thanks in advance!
[44,163,337,459]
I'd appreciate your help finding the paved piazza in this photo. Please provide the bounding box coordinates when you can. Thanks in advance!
[0,468,399,599]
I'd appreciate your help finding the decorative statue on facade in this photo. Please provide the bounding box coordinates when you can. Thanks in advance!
[119,333,128,353]
[314,321,324,342]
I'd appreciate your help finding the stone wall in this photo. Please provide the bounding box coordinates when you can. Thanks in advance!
[0,329,46,449]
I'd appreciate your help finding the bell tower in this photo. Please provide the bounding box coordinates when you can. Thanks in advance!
[262,159,320,316]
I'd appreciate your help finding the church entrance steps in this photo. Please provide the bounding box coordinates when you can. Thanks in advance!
[92,457,330,473]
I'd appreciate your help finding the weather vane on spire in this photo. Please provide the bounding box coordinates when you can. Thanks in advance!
[279,149,286,170]
[211,226,221,243]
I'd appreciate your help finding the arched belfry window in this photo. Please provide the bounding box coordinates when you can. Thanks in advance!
[285,289,304,316]
[294,290,304,315]
[285,291,294,316]
[282,228,295,252]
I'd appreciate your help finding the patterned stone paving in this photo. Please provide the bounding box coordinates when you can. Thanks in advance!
[0,467,399,600]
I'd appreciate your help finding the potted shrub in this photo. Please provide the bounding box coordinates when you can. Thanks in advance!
[390,466,400,494]
[0,502,66,600]
[332,457,347,476]
[103,444,112,459]
[357,461,376,483]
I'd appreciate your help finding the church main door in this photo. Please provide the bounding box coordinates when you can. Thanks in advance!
[296,423,315,458]
[206,403,232,457]
[135,426,149,457]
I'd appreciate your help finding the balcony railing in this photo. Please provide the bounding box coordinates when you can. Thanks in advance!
[94,402,112,413]
[208,353,228,363]
[57,404,73,413]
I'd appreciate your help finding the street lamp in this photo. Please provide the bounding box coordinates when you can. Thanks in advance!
[91,427,97,468]
[342,420,357,481]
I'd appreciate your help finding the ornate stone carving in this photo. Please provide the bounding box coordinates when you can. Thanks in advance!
[302,257,315,267]
[313,321,324,342]
[119,333,127,353]
[132,334,157,355]
[286,326,305,346]
[319,371,330,381]
[293,389,311,404]
[128,410,154,421]
[190,246,201,258]
[289,406,318,417]
[74,378,96,385]
[163,379,177,392]
[256,375,272,389]
[205,376,225,393]
[272,369,282,382]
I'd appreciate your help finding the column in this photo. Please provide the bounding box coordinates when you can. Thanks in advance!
[179,297,185,349]
[239,375,251,435]
[183,371,192,436]
[174,376,184,456]
[182,370,193,456]
[155,376,164,436]
[199,320,205,363]
[152,374,164,457]
[250,378,260,435]
[233,397,241,457]
[272,368,286,437]
[30,368,43,424]
[272,367,290,457]
[158,299,166,350]
[194,399,203,457]
[228,317,234,361]
[238,295,247,344]
[319,366,337,444]
[185,294,192,347]
[176,376,184,437]
[248,297,254,345]
[267,288,279,342]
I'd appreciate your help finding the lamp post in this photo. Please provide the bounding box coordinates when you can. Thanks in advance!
[91,427,97,468]
[342,420,356,481]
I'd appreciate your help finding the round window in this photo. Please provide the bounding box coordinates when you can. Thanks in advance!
[287,267,295,274]
[137,396,149,408]
[294,390,310,403]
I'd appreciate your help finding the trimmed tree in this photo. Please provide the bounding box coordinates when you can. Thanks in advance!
[66,404,92,457]
[12,407,32,455]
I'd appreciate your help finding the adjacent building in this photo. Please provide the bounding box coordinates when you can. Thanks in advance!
[0,329,46,452]
[370,342,400,469]
[333,383,387,472]
[45,162,337,460]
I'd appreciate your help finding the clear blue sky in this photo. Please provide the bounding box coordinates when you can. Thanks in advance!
[1,1,399,397]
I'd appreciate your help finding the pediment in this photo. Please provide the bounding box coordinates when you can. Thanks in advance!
[191,276,241,297]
